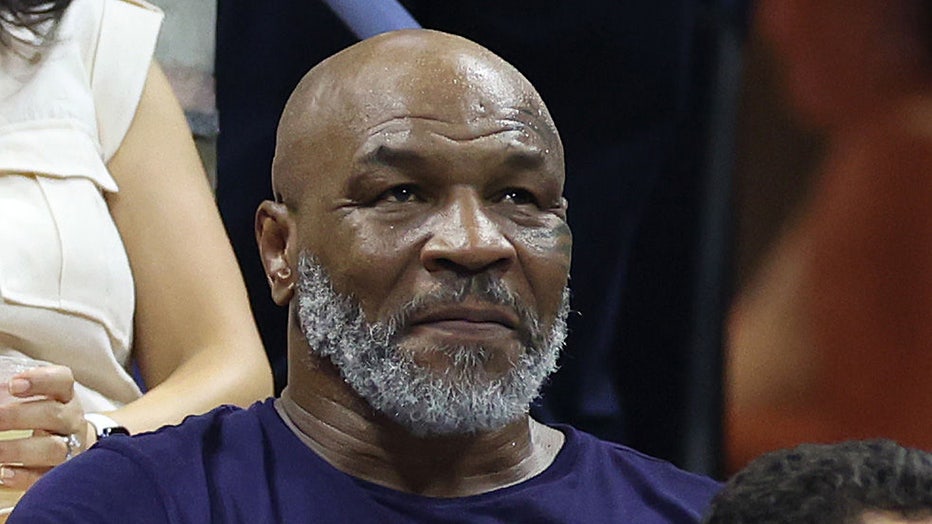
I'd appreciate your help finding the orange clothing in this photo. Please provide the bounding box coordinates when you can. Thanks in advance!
[727,99,932,472]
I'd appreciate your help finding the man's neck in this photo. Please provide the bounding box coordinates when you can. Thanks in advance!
[275,385,564,498]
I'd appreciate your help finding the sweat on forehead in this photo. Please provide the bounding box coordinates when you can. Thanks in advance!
[271,29,561,205]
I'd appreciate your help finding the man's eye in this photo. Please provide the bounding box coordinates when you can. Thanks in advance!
[500,188,538,206]
[378,185,419,204]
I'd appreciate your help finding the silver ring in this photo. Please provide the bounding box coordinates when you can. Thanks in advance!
[63,433,80,462]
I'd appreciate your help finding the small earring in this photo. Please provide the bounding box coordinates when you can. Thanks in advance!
[276,267,292,281]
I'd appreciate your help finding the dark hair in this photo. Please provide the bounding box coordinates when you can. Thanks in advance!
[704,440,932,524]
[0,0,72,50]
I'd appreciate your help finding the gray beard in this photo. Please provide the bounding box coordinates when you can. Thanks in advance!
[294,252,569,437]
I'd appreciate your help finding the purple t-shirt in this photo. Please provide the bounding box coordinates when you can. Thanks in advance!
[11,400,720,523]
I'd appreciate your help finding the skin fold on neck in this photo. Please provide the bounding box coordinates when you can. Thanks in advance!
[275,385,564,498]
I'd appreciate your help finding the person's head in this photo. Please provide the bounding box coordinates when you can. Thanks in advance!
[757,0,932,129]
[705,439,932,524]
[256,29,571,437]
[0,0,71,51]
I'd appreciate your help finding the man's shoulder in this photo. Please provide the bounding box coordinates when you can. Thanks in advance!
[110,401,268,450]
[8,400,278,523]
[98,400,266,457]
[571,425,718,481]
[553,425,722,519]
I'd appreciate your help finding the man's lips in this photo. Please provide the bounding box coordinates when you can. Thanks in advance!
[407,305,520,332]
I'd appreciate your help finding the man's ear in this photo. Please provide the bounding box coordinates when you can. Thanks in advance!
[256,201,297,306]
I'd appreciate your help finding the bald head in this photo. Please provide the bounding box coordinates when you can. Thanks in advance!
[271,29,562,207]
[257,30,573,439]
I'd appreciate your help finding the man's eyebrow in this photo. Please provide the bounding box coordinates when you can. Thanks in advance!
[355,142,548,171]
[355,144,429,168]
[500,148,546,170]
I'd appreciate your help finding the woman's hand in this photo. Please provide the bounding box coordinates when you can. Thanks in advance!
[0,365,88,490]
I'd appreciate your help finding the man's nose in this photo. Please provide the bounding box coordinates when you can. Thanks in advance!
[420,192,516,275]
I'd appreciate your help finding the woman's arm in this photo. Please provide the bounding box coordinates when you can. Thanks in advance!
[0,62,272,493]
[102,61,273,433]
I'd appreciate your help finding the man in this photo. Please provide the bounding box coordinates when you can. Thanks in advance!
[10,29,719,522]
[705,439,932,524]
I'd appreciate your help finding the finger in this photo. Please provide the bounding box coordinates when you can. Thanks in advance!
[10,365,75,403]
[0,398,84,436]
[0,465,52,491]
[0,432,80,469]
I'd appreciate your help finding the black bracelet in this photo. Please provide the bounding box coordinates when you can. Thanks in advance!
[99,426,130,438]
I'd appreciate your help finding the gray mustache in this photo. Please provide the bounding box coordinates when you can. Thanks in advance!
[379,276,542,347]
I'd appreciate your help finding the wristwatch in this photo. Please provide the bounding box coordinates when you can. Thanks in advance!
[84,413,130,439]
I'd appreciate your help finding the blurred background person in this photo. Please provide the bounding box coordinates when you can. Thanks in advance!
[705,439,932,524]
[727,0,932,472]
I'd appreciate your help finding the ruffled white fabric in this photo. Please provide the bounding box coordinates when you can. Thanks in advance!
[0,0,163,411]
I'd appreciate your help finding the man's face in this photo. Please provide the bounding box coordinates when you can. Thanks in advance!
[283,42,571,433]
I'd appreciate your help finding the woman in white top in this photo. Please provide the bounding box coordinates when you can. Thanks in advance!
[0,0,273,490]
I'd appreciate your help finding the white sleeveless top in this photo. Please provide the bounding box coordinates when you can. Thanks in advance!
[0,0,162,411]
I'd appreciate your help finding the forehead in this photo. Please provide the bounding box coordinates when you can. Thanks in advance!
[353,112,558,172]
[276,35,564,201]
[347,51,558,151]
[360,58,557,174]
